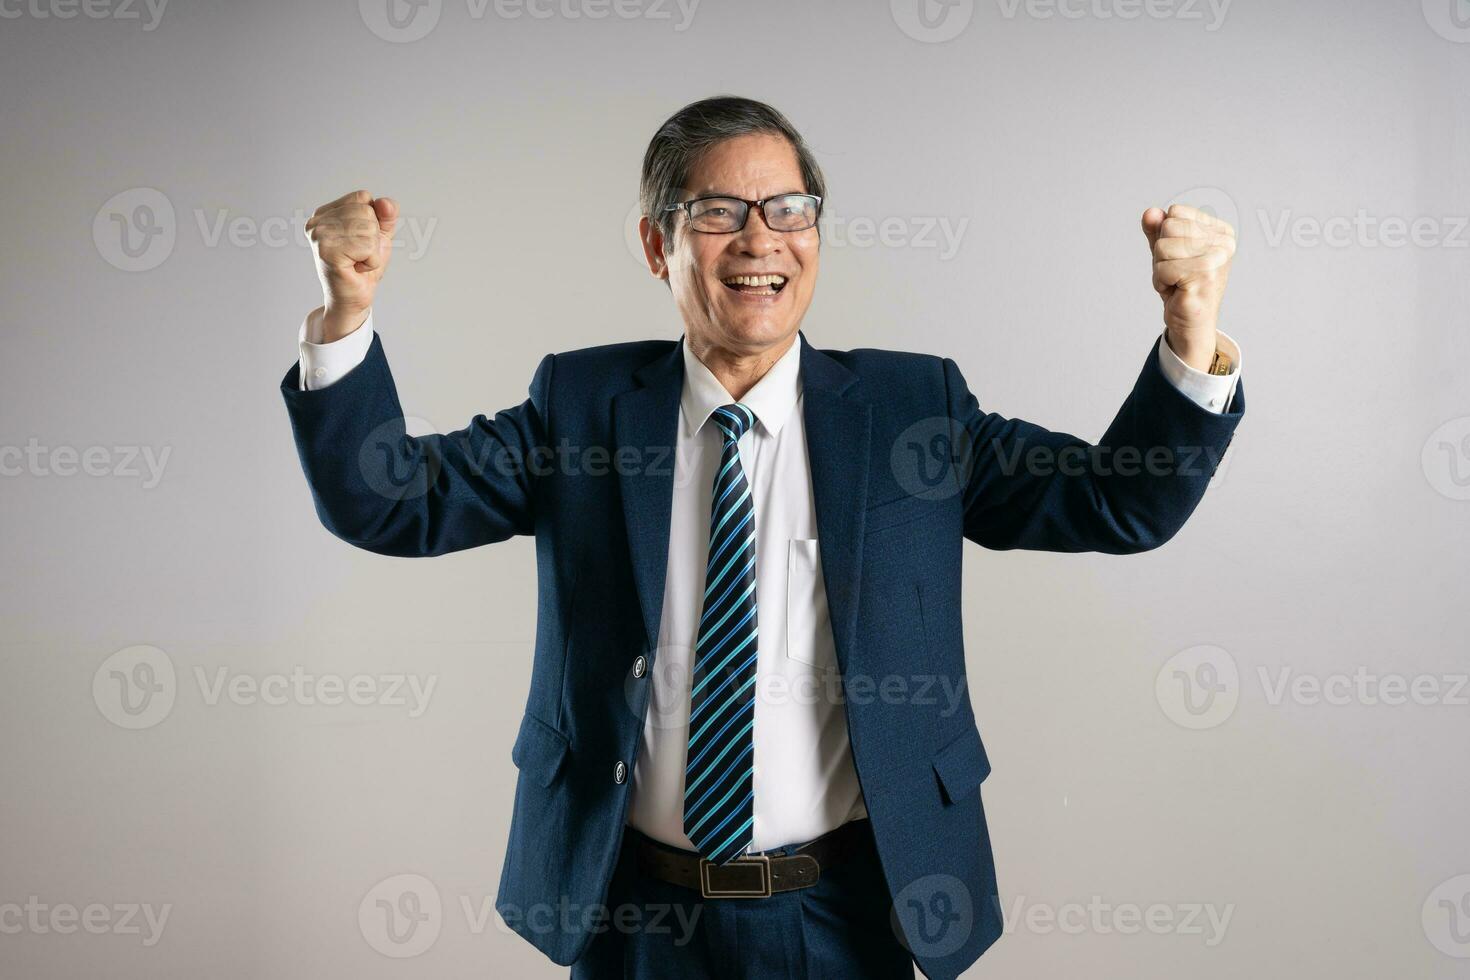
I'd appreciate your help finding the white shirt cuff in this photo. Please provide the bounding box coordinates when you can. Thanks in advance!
[298,307,375,391]
[1155,329,1241,413]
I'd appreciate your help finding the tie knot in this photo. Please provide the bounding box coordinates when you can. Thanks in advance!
[712,403,755,443]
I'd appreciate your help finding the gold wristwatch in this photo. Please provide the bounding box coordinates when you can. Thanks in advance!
[1208,348,1234,376]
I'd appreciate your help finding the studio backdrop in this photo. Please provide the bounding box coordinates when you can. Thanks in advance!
[1,0,1466,977]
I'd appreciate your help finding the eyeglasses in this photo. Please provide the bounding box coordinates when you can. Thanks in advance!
[663,193,822,234]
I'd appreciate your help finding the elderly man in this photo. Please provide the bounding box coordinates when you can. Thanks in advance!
[280,95,1243,979]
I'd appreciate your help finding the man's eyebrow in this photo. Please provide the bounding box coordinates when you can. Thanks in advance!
[690,188,809,199]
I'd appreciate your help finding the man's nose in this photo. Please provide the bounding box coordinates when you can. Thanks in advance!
[733,206,782,255]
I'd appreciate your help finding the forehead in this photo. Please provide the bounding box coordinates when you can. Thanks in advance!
[686,133,805,197]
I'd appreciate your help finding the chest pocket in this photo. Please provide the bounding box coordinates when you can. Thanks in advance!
[786,538,838,672]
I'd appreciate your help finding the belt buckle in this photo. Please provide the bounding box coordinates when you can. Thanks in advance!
[698,854,772,898]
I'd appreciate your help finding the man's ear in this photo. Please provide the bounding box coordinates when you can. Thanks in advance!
[639,214,670,281]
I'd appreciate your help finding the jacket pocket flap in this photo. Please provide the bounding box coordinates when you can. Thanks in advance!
[512,712,571,788]
[931,724,991,805]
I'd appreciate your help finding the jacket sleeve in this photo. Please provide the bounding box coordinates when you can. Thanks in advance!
[944,339,1244,554]
[280,332,553,557]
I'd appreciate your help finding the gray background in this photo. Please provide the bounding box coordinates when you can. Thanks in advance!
[2,0,1468,976]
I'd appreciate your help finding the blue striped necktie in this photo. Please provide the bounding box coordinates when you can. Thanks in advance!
[683,402,759,865]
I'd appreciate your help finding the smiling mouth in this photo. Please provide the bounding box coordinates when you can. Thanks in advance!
[720,273,788,295]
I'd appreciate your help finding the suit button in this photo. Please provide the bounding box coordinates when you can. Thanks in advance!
[613,760,627,785]
[633,655,647,679]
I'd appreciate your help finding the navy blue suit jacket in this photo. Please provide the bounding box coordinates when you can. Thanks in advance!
[280,330,1243,979]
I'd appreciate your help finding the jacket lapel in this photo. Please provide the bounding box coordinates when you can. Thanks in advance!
[798,331,872,676]
[614,341,684,653]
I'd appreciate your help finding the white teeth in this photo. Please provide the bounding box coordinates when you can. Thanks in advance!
[721,274,787,287]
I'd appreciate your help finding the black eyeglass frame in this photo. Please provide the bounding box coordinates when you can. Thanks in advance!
[661,193,823,234]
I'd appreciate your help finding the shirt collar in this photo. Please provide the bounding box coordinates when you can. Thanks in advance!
[680,333,802,439]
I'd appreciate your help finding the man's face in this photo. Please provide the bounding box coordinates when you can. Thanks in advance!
[640,133,819,357]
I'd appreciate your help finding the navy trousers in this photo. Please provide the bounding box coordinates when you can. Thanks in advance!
[571,819,916,979]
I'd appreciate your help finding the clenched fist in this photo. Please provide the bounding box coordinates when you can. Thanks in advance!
[1141,203,1236,372]
[305,190,398,343]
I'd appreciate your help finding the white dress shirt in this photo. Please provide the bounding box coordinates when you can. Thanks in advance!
[295,308,1241,851]
[626,334,870,851]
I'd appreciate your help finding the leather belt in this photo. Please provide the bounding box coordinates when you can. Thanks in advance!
[633,818,873,899]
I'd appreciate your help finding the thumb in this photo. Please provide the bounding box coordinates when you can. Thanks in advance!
[1141,206,1164,250]
[373,196,399,239]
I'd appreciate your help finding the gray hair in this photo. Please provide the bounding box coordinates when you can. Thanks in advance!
[639,95,827,250]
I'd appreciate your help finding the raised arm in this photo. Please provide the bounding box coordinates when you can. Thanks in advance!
[281,336,552,557]
[278,189,552,557]
[944,346,1241,554]
[949,202,1245,553]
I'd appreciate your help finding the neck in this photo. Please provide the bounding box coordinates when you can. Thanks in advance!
[688,332,798,401]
